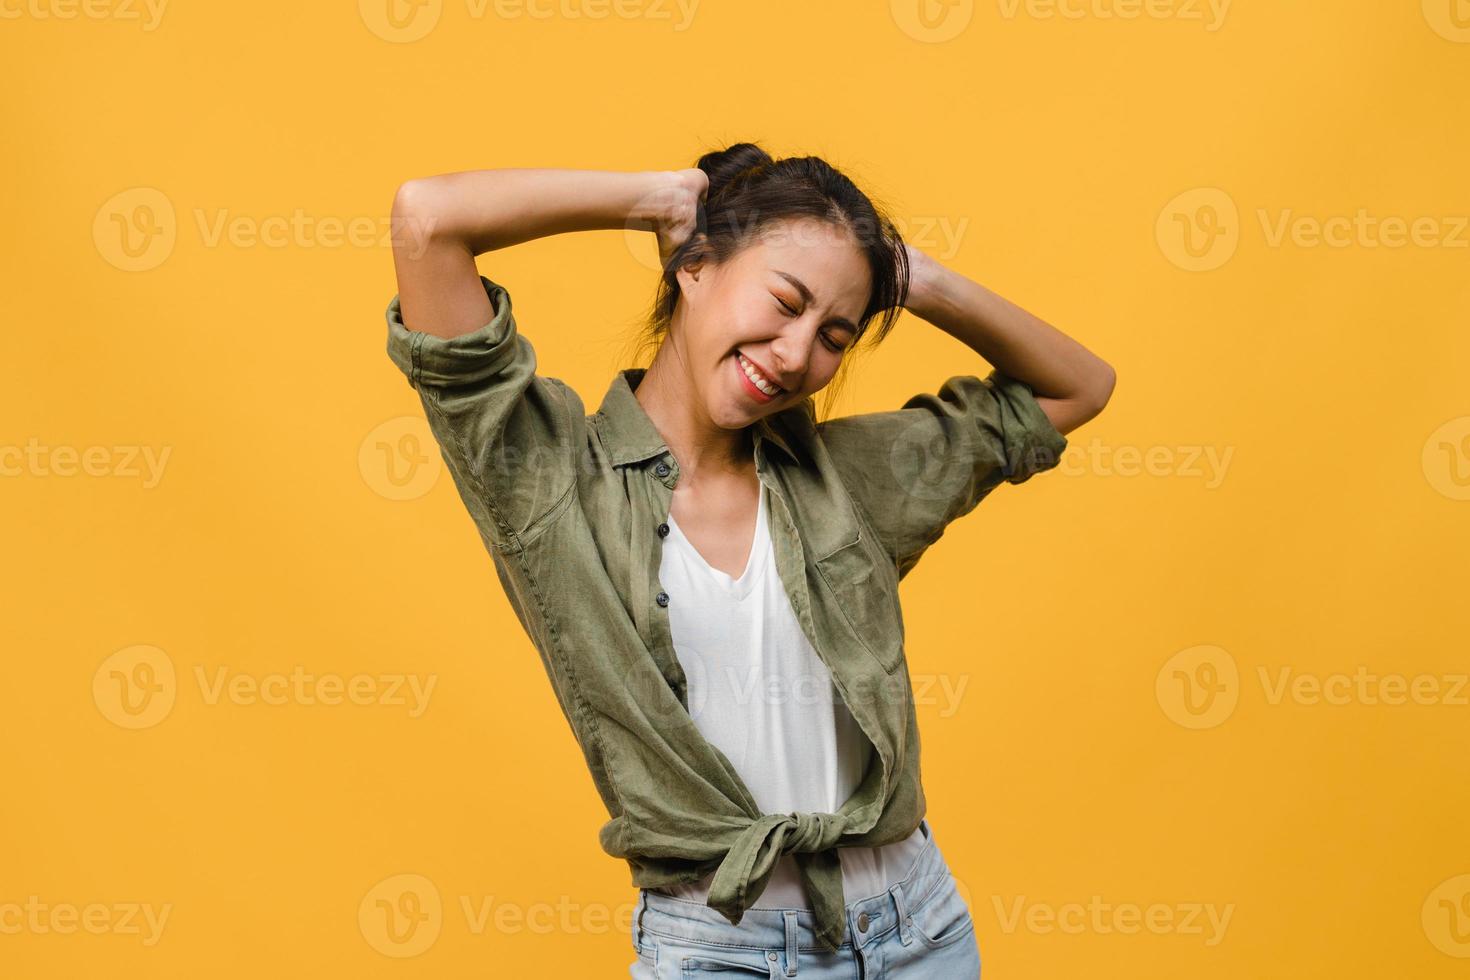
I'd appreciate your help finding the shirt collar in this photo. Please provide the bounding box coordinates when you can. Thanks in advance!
[596,367,801,468]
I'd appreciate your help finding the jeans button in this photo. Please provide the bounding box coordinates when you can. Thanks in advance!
[857,911,869,932]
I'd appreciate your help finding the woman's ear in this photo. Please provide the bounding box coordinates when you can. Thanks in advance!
[674,255,706,295]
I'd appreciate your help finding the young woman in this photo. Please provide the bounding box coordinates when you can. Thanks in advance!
[385,143,1114,979]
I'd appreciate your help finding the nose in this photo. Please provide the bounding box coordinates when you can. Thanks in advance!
[768,324,812,385]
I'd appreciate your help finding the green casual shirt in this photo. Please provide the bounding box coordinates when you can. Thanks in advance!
[384,274,1068,952]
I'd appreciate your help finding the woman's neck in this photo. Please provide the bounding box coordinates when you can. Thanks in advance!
[634,348,754,485]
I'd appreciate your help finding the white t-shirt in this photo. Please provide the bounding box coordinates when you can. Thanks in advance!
[652,482,927,909]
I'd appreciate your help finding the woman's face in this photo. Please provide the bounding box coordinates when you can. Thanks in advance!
[673,218,873,430]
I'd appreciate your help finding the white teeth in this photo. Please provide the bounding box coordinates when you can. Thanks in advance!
[738,353,781,396]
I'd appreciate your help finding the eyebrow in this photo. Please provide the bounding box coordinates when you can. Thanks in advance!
[773,270,858,335]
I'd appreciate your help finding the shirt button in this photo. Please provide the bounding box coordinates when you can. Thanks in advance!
[654,461,671,477]
[656,522,670,537]
[655,591,669,607]
[857,912,870,932]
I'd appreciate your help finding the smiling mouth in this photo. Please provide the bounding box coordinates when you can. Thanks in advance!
[736,351,785,398]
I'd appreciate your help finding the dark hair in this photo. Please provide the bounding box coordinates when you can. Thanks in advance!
[626,141,911,420]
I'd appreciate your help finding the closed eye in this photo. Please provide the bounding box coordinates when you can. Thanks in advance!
[775,295,846,353]
[776,295,846,357]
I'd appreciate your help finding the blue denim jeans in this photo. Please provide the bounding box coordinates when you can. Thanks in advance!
[628,818,981,978]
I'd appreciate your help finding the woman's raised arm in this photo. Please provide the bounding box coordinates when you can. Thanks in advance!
[389,167,702,339]
[902,244,1116,436]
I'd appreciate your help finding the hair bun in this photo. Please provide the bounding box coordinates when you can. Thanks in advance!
[696,142,774,202]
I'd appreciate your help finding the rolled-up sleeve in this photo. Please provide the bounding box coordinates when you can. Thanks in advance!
[385,275,581,549]
[816,369,1068,579]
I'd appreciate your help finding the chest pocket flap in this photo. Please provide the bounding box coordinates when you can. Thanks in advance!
[814,532,906,674]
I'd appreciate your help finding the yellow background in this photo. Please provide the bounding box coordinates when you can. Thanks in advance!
[5,0,1469,977]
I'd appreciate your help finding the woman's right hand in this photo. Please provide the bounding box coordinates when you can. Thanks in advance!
[652,168,709,269]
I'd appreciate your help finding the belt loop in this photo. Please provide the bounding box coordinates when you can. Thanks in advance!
[889,882,915,946]
[783,909,799,976]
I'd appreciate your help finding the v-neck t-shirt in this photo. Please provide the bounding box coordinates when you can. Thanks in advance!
[652,483,928,908]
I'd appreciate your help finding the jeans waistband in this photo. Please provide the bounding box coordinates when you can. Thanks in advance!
[634,817,948,955]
